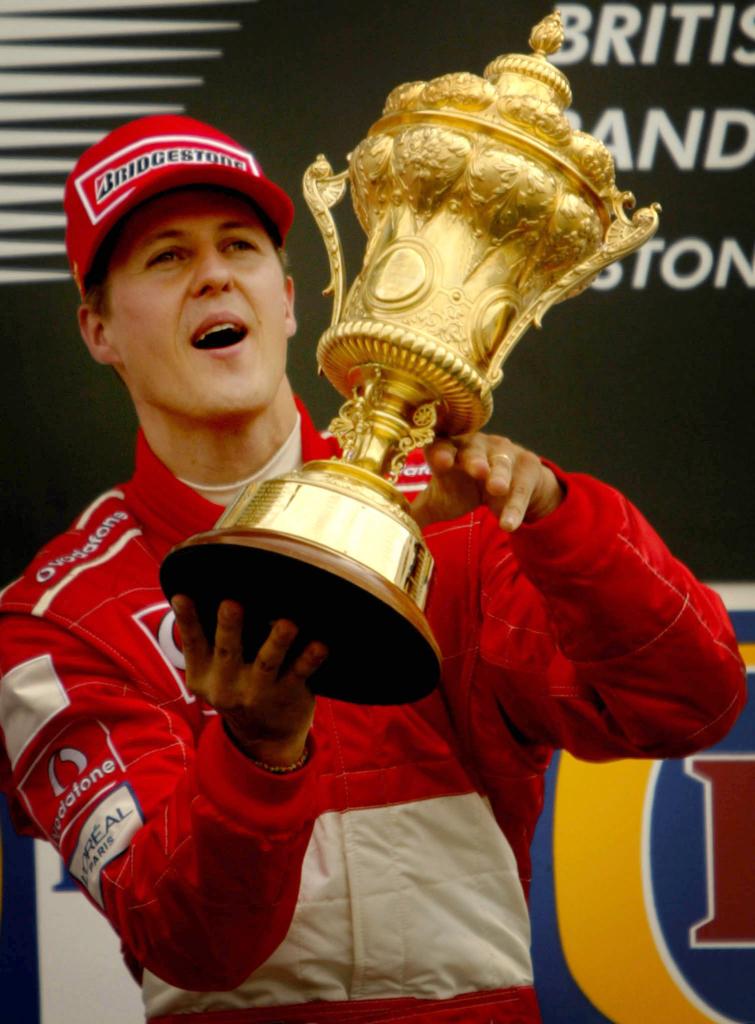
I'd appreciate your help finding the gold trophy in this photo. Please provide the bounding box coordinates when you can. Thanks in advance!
[160,12,660,704]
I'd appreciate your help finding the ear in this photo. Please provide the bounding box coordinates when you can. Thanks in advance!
[283,274,297,340]
[78,303,122,367]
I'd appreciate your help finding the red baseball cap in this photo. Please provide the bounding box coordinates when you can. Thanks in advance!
[64,114,295,295]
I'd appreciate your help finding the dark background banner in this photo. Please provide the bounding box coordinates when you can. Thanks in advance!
[0,4,752,1024]
[1,0,753,585]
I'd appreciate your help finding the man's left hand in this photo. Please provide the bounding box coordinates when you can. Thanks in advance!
[410,434,563,531]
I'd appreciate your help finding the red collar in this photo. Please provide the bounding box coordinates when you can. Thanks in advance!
[123,398,336,560]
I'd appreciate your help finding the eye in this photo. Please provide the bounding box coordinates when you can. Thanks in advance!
[147,248,183,268]
[224,237,258,254]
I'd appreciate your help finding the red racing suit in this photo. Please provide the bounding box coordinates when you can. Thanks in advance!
[0,404,746,1023]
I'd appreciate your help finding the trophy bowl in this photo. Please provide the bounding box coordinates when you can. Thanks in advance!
[160,11,660,705]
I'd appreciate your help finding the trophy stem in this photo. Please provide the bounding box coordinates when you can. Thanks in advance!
[330,364,440,481]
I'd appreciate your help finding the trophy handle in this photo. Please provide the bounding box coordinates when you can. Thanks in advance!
[487,194,661,383]
[303,156,350,330]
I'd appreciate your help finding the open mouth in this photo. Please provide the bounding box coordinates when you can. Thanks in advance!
[192,323,248,350]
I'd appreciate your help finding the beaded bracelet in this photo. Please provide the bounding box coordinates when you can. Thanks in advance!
[249,745,310,774]
[223,720,311,773]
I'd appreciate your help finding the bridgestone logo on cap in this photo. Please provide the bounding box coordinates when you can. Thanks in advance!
[96,147,246,202]
[75,134,261,226]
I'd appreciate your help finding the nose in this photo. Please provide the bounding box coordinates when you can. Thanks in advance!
[191,245,233,296]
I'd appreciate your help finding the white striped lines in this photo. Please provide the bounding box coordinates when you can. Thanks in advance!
[0,0,256,286]
[0,73,203,93]
[0,267,68,282]
[0,211,65,230]
[0,157,75,173]
[0,45,221,67]
[0,17,239,41]
[0,130,106,148]
[0,0,254,11]
[0,183,62,202]
[0,100,183,121]
[0,239,65,256]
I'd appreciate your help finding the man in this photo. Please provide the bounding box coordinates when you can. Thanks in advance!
[0,115,746,1024]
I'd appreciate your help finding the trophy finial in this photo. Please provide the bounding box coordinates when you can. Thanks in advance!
[483,13,572,111]
[529,10,565,59]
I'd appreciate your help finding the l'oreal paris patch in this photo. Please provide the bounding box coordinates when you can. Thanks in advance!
[68,784,143,907]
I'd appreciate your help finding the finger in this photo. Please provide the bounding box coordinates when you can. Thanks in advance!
[486,449,514,496]
[171,594,210,671]
[499,452,542,531]
[284,641,329,686]
[455,435,492,479]
[424,438,458,475]
[253,618,300,679]
[212,599,245,674]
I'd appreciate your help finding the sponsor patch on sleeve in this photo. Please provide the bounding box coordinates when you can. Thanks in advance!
[68,784,143,907]
[34,510,129,585]
[17,719,125,846]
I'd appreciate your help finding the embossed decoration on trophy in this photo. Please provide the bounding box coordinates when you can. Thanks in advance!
[160,12,660,705]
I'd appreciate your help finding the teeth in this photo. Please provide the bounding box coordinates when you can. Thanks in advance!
[193,322,247,350]
[199,322,237,342]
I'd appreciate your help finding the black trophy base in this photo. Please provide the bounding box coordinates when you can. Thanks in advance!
[159,530,440,706]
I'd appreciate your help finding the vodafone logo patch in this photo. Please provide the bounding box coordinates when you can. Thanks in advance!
[48,747,88,797]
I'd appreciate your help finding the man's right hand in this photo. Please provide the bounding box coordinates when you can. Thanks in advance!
[171,595,326,768]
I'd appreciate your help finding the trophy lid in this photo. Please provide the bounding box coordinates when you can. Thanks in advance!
[377,10,618,207]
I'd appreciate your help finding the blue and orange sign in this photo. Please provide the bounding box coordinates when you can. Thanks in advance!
[544,611,754,1024]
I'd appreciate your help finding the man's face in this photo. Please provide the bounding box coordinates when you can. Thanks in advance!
[80,187,296,428]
